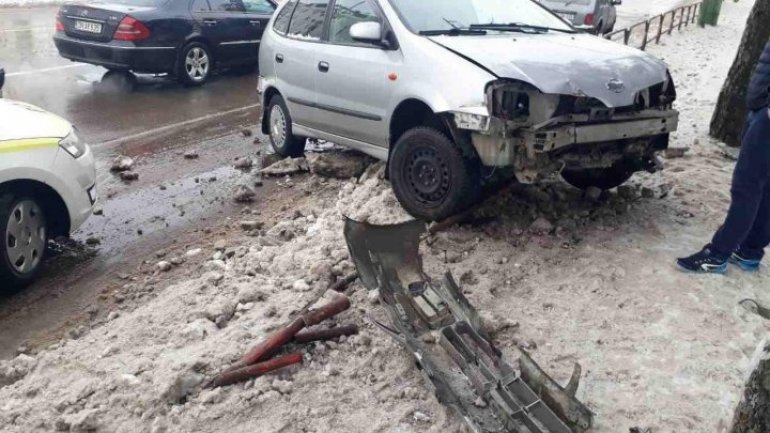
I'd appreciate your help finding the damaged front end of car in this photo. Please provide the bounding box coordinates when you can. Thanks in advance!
[450,74,678,184]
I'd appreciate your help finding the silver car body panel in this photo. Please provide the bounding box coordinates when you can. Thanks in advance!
[259,0,677,175]
[429,33,668,108]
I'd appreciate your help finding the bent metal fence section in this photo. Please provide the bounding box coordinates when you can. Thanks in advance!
[605,1,704,51]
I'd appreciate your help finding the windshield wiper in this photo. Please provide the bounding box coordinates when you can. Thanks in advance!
[470,22,575,34]
[419,28,487,36]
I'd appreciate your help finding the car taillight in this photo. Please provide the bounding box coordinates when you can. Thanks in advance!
[113,16,150,41]
[55,17,64,32]
[584,13,595,25]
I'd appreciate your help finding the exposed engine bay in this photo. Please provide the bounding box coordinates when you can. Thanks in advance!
[453,77,678,183]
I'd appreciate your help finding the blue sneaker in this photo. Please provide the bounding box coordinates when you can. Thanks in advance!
[730,250,761,272]
[677,245,728,274]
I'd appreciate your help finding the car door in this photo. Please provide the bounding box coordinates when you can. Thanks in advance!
[312,0,398,147]
[194,0,249,65]
[240,0,275,63]
[273,0,331,130]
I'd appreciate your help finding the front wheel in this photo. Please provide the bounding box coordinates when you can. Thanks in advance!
[0,194,48,293]
[561,162,635,190]
[178,42,212,86]
[389,127,481,221]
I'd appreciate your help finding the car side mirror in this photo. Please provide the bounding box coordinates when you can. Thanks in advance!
[350,21,383,44]
[611,0,622,5]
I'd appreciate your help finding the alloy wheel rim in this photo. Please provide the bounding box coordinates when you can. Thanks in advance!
[5,200,46,275]
[270,105,287,148]
[405,147,450,206]
[185,47,210,81]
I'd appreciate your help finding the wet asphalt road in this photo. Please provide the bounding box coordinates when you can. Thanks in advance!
[0,6,269,358]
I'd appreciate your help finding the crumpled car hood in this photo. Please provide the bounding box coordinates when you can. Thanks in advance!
[429,33,669,108]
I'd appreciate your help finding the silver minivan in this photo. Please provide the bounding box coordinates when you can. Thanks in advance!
[258,0,677,221]
[539,0,621,35]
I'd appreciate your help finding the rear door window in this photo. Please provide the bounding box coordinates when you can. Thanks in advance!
[329,0,380,46]
[287,0,329,41]
[243,0,275,14]
[208,0,246,12]
[273,0,297,34]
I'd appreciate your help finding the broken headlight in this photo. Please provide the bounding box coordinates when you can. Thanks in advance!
[452,106,490,132]
[59,128,87,159]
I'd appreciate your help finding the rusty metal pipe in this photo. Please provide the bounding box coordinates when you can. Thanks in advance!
[211,352,303,388]
[239,295,351,366]
[294,324,359,344]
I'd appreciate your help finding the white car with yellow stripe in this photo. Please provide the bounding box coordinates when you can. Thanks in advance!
[0,98,96,291]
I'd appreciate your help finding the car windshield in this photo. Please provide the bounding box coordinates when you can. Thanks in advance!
[389,0,573,34]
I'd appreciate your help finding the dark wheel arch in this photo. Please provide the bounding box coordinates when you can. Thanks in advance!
[0,180,70,238]
[261,86,283,134]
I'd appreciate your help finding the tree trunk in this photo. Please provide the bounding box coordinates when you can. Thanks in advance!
[709,0,770,148]
[729,340,770,432]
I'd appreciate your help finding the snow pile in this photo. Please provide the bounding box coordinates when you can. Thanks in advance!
[1,1,769,432]
[0,164,462,433]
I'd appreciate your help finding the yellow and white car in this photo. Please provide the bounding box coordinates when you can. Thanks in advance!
[0,92,96,291]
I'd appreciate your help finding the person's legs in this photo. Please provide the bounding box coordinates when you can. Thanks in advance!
[711,110,770,255]
[678,110,770,273]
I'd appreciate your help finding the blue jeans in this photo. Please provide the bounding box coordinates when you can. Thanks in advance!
[711,109,770,260]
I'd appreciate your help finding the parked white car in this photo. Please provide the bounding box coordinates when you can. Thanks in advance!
[0,89,96,291]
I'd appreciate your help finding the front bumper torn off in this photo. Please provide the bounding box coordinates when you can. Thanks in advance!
[471,109,679,167]
[344,218,594,433]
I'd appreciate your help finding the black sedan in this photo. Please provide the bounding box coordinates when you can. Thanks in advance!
[54,0,276,86]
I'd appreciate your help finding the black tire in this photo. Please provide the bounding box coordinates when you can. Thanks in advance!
[0,194,48,293]
[389,127,481,221]
[267,95,306,158]
[177,42,212,86]
[561,162,635,190]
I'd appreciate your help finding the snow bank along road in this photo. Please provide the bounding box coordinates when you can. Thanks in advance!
[1,1,769,433]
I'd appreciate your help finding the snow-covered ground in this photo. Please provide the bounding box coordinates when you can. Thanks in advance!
[0,1,765,433]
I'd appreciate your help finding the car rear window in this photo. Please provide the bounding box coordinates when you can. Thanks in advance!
[287,0,329,40]
[273,0,297,34]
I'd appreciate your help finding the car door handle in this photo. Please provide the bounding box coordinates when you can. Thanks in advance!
[203,19,217,26]
[318,61,329,73]
[249,20,261,27]
[275,53,284,63]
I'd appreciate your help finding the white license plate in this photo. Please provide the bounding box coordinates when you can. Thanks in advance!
[74,20,103,33]
[556,12,576,21]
